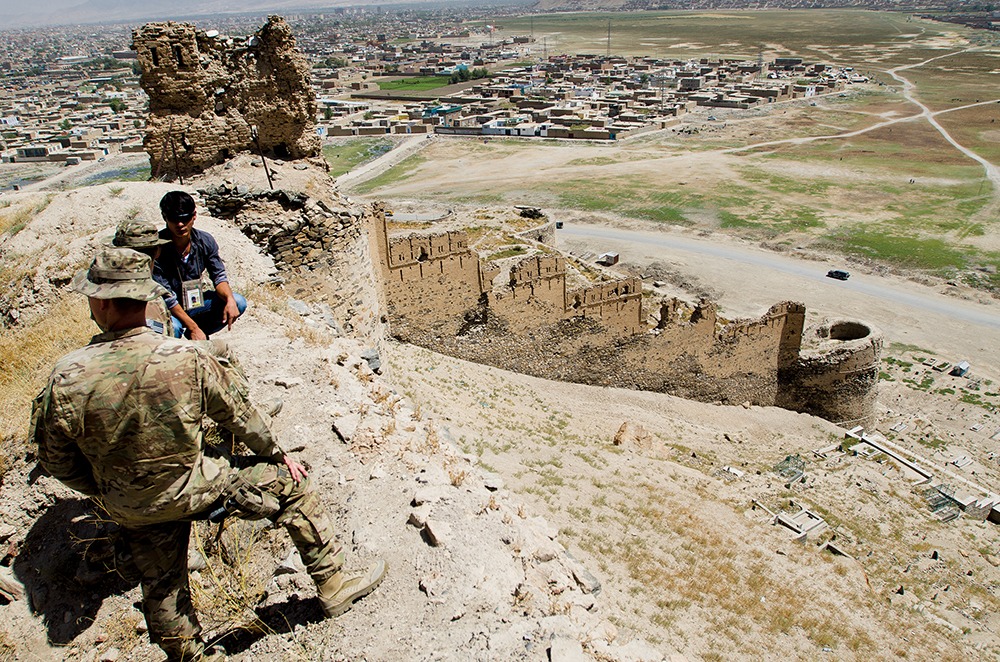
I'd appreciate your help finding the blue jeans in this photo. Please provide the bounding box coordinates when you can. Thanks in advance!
[172,291,247,338]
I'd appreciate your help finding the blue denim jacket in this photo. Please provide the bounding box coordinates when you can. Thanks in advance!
[152,227,229,310]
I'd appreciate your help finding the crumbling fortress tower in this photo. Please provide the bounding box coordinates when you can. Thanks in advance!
[132,15,319,178]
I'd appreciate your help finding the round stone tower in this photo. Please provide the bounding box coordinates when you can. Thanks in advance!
[777,318,882,428]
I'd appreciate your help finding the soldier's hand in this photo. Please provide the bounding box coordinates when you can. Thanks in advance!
[190,327,208,341]
[284,457,308,482]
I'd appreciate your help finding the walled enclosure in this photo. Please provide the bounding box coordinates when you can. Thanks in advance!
[133,16,320,178]
[372,212,881,426]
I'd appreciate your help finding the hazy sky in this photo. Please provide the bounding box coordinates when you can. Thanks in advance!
[0,0,82,11]
[0,0,396,29]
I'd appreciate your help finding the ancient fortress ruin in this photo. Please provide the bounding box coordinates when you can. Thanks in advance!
[370,214,882,427]
[130,12,880,427]
[200,179,879,427]
[132,16,319,178]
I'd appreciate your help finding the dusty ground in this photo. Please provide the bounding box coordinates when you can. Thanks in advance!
[3,145,1000,662]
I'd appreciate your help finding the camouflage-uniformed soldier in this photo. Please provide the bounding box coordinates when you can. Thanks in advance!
[31,248,386,662]
[108,217,173,336]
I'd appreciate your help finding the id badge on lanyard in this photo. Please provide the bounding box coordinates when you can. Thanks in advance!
[182,278,205,310]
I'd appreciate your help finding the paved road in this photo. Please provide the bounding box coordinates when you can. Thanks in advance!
[561,224,1000,332]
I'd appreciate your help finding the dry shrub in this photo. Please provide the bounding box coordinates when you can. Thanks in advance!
[189,520,277,632]
[242,281,285,314]
[355,364,374,383]
[449,468,468,487]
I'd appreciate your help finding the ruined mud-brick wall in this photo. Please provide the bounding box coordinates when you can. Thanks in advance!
[776,319,883,428]
[200,183,360,271]
[370,210,877,423]
[208,184,385,342]
[133,16,319,178]
[384,230,485,338]
[517,221,556,245]
[404,298,807,407]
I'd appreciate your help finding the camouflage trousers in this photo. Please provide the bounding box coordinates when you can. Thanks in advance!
[125,457,344,662]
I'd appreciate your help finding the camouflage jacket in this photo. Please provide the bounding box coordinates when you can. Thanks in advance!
[31,327,283,526]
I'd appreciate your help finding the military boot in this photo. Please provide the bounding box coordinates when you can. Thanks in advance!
[317,559,387,618]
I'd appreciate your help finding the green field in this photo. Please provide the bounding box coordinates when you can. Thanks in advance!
[322,138,395,177]
[373,76,452,92]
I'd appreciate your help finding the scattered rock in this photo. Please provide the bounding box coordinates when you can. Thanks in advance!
[482,472,504,491]
[287,298,310,316]
[424,519,452,547]
[613,422,652,449]
[409,504,432,528]
[274,376,303,388]
[276,548,306,576]
[565,552,602,595]
[550,635,589,662]
[361,348,382,373]
[413,485,451,506]
[332,413,360,443]
[188,549,207,571]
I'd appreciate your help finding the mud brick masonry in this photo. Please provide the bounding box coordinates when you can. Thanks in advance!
[133,16,319,178]
[210,190,877,426]
[370,212,881,427]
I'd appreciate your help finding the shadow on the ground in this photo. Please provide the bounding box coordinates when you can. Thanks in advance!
[209,597,326,655]
[13,497,138,644]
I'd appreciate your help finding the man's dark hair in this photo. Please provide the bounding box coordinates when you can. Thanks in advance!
[159,190,196,221]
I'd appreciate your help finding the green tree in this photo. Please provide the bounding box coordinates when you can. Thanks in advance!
[324,106,333,120]
[363,111,374,120]
[133,119,142,128]
[59,119,73,131]
[131,60,143,75]
[104,98,126,113]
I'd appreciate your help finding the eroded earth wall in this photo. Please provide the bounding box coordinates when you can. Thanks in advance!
[133,16,319,178]
[369,210,879,425]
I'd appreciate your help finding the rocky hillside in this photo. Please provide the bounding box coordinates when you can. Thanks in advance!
[2,157,1000,662]
[0,164,681,662]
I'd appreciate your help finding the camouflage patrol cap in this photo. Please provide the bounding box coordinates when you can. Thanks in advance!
[71,247,169,301]
[107,217,171,248]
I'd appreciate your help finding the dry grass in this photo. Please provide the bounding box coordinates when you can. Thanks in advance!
[0,294,95,449]
[189,520,277,632]
[102,608,145,657]
[0,632,14,662]
[0,194,53,236]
